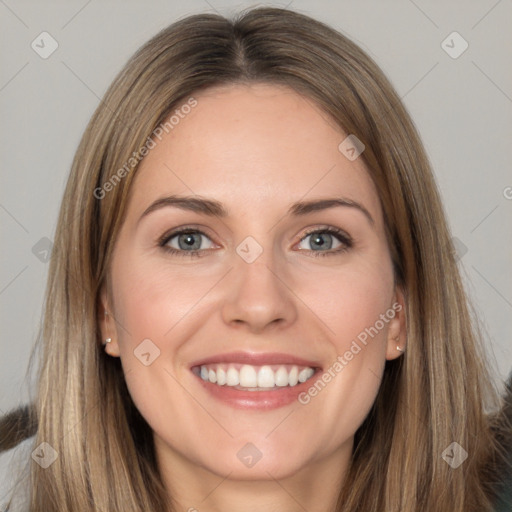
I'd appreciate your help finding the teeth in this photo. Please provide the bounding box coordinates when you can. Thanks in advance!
[257,366,275,388]
[239,365,257,387]
[275,366,289,386]
[216,367,227,385]
[288,366,299,386]
[298,368,311,383]
[226,366,239,386]
[197,363,315,389]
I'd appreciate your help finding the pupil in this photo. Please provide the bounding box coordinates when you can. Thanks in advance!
[179,233,200,250]
[312,233,332,250]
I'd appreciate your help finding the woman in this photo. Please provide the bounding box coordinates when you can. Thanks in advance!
[0,7,510,511]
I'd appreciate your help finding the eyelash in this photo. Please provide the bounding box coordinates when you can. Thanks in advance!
[158,226,353,259]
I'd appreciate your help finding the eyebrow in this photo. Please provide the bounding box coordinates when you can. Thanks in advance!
[139,195,375,226]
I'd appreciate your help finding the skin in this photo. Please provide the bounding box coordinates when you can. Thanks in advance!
[100,83,406,512]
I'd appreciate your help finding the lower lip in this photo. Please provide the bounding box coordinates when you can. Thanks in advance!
[192,371,320,410]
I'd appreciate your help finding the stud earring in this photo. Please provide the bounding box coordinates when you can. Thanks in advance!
[396,345,404,352]
[103,310,112,346]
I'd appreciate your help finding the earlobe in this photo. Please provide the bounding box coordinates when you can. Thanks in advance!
[97,285,110,341]
[101,310,121,357]
[98,286,121,357]
[385,287,407,360]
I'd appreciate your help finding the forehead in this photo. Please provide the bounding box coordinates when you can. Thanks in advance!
[129,82,382,224]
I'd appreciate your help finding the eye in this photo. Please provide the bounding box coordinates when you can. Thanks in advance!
[297,227,352,257]
[159,228,215,257]
[158,226,352,258]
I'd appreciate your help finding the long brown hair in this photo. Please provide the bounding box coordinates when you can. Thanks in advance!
[1,7,508,511]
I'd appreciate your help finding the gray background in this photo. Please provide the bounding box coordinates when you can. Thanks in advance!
[1,0,511,414]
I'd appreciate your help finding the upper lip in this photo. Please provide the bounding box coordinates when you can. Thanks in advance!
[190,351,322,369]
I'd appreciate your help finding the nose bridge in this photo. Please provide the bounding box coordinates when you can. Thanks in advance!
[220,235,297,331]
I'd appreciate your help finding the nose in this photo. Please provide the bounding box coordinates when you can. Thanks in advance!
[220,247,298,333]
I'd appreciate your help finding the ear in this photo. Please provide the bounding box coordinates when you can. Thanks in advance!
[385,286,407,360]
[98,283,121,358]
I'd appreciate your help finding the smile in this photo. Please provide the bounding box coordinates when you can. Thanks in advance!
[193,363,316,390]
[189,352,322,410]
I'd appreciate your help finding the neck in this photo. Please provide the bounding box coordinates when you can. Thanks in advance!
[155,437,352,512]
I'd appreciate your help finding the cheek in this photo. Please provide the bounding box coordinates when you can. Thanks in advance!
[111,254,214,349]
[109,256,212,429]
[297,256,394,352]
[291,256,395,449]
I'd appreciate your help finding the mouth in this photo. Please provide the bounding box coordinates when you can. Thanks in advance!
[192,363,316,390]
[189,352,322,410]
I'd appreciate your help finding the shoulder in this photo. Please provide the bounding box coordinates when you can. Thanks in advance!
[493,437,512,511]
[0,436,34,511]
[492,374,512,511]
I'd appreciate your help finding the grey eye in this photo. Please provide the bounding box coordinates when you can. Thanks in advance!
[166,232,213,251]
[298,232,343,251]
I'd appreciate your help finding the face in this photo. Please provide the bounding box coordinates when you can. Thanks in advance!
[100,83,405,484]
